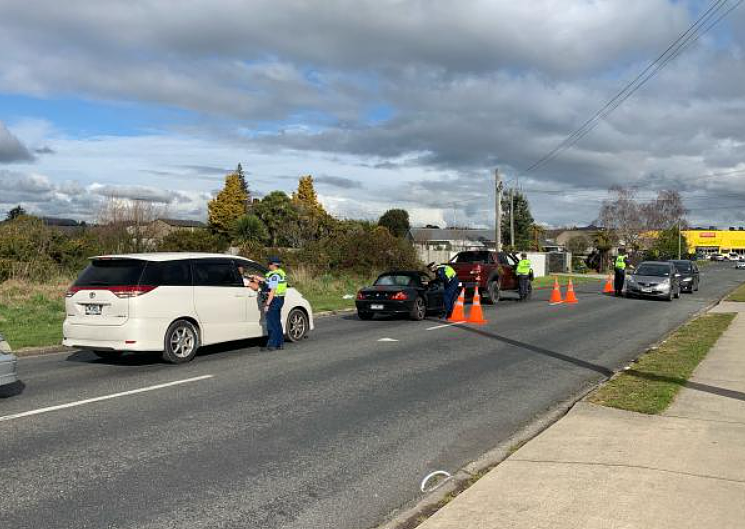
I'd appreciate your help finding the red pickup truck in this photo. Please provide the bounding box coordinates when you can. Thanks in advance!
[448,250,520,303]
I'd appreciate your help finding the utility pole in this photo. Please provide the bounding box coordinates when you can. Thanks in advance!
[678,220,682,260]
[495,169,503,251]
[509,187,515,249]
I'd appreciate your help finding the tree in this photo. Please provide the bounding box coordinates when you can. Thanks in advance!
[378,209,410,238]
[157,230,227,253]
[501,190,535,250]
[208,172,249,236]
[96,196,166,253]
[253,191,299,247]
[650,226,688,260]
[5,205,27,221]
[566,235,590,256]
[292,175,333,245]
[235,163,251,210]
[233,214,269,245]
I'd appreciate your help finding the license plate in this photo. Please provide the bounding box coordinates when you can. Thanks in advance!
[642,288,653,293]
[85,304,102,315]
[370,304,384,310]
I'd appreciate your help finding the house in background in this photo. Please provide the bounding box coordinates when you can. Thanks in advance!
[147,218,207,240]
[408,227,495,263]
[41,217,86,236]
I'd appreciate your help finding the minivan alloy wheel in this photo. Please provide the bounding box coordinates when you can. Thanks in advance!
[162,320,200,363]
[170,327,196,358]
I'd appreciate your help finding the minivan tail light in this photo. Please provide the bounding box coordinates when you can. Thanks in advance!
[109,285,157,298]
[64,285,157,298]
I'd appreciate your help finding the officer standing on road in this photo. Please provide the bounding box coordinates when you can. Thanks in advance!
[252,257,288,351]
[429,261,460,319]
[614,248,633,296]
[516,252,533,301]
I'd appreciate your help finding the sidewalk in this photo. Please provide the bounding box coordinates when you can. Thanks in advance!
[417,303,745,529]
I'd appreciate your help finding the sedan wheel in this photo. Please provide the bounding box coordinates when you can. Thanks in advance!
[162,320,199,364]
[410,296,426,321]
[286,308,309,342]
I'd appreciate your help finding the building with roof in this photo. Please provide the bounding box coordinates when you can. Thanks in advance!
[683,228,745,256]
[408,227,495,262]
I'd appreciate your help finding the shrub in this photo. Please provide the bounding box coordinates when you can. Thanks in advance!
[156,229,228,253]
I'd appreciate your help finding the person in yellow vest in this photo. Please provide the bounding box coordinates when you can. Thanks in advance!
[516,252,533,302]
[251,257,288,351]
[429,262,460,319]
[614,249,633,296]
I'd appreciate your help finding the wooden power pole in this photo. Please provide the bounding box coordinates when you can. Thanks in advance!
[495,169,503,251]
[509,187,515,249]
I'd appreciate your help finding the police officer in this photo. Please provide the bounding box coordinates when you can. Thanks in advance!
[252,257,288,351]
[429,261,459,319]
[516,252,533,301]
[614,249,633,296]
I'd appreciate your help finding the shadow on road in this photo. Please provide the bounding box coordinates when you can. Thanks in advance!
[0,380,25,398]
[456,324,614,376]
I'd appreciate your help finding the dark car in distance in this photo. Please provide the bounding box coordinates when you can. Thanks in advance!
[356,271,445,321]
[625,261,681,301]
[670,259,700,293]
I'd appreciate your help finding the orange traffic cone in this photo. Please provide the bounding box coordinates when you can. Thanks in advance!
[603,275,614,294]
[549,277,564,304]
[448,288,467,322]
[564,279,579,304]
[467,287,488,324]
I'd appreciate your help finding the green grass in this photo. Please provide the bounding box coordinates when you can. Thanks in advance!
[533,275,601,288]
[293,270,378,313]
[726,282,745,302]
[0,279,69,349]
[588,312,735,414]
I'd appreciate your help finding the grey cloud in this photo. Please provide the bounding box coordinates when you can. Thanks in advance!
[0,121,34,162]
[34,146,55,154]
[90,184,179,203]
[313,175,363,189]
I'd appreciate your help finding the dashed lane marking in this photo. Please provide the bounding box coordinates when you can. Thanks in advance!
[0,375,214,423]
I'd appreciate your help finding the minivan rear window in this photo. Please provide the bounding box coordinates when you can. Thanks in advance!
[74,259,147,287]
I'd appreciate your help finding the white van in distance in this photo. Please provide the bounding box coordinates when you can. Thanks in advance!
[63,253,314,363]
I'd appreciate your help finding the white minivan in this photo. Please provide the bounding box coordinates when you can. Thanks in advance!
[63,253,314,363]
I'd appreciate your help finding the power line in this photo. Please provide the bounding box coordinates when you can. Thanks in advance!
[521,0,741,176]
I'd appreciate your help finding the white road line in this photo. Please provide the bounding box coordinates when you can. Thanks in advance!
[0,375,214,423]
[426,322,465,331]
[378,337,399,342]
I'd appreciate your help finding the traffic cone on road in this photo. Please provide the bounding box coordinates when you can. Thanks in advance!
[603,275,614,294]
[448,288,467,322]
[549,277,564,304]
[467,287,488,324]
[564,279,579,304]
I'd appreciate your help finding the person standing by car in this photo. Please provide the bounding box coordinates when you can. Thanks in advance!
[252,257,288,351]
[516,252,533,301]
[614,249,633,296]
[429,262,459,318]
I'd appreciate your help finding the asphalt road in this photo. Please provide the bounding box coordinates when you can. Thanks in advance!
[1,263,743,529]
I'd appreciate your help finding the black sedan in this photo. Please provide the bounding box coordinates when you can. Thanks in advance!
[356,271,445,320]
[670,259,700,292]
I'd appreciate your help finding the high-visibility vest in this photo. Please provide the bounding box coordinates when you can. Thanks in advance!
[516,259,532,276]
[615,255,627,270]
[438,265,457,280]
[267,268,287,296]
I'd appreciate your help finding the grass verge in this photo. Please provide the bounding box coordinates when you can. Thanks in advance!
[726,282,745,302]
[0,278,69,349]
[588,312,735,414]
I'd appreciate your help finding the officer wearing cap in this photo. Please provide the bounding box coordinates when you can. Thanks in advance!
[251,257,288,351]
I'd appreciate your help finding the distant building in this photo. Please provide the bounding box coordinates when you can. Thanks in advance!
[145,218,206,240]
[41,217,86,235]
[683,228,745,256]
[408,227,495,262]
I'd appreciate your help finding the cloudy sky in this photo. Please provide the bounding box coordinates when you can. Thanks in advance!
[1,0,745,228]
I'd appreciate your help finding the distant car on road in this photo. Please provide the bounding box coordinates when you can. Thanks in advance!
[625,261,681,301]
[735,261,745,269]
[711,253,726,261]
[356,271,444,320]
[670,259,700,293]
[448,250,519,303]
[63,253,314,363]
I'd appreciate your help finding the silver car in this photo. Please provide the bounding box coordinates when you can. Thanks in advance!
[0,332,18,388]
[625,261,681,301]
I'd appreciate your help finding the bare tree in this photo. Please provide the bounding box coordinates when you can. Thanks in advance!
[96,196,168,253]
[597,186,644,250]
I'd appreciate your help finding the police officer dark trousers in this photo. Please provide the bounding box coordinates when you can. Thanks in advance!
[439,264,460,317]
[516,253,533,301]
[262,258,287,351]
[614,252,629,296]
